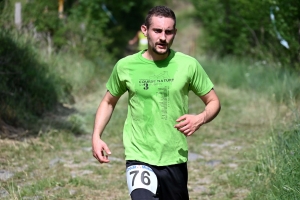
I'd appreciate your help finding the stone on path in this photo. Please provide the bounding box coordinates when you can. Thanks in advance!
[0,169,14,181]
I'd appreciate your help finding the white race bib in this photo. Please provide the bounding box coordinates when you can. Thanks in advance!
[126,165,158,195]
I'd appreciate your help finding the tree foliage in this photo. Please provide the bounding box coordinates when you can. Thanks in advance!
[190,0,300,70]
[0,0,156,134]
[19,0,153,60]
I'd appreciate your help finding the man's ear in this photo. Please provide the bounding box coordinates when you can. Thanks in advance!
[141,25,147,36]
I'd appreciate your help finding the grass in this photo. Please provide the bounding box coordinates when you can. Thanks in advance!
[245,105,300,200]
[199,56,300,103]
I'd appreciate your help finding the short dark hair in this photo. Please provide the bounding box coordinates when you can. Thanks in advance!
[144,6,176,28]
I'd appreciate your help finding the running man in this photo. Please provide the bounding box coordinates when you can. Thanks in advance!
[92,5,221,200]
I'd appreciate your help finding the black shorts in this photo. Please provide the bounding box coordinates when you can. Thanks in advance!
[126,160,189,200]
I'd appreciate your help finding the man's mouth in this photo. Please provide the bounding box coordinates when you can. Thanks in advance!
[157,43,167,48]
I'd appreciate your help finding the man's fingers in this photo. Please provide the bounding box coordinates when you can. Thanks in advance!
[93,148,111,164]
[93,152,103,163]
[95,152,109,163]
[177,124,187,131]
[174,119,188,129]
[99,151,109,162]
[103,145,112,155]
[176,116,185,122]
[183,128,190,133]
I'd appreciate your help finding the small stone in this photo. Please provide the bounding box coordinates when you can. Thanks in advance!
[0,188,9,198]
[188,152,204,161]
[0,170,14,181]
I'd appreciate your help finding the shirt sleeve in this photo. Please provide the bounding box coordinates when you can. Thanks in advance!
[106,63,127,97]
[188,60,214,96]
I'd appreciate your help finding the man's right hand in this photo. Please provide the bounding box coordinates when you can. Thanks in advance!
[92,138,111,164]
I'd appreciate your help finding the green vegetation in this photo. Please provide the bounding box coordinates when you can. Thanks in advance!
[0,0,159,136]
[248,121,300,199]
[201,57,300,103]
[190,0,300,70]
[195,56,300,199]
[0,30,69,130]
[0,0,299,199]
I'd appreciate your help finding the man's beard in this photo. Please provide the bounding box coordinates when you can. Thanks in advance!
[152,46,169,55]
[152,39,174,55]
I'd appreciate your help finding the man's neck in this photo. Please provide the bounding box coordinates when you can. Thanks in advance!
[142,49,170,61]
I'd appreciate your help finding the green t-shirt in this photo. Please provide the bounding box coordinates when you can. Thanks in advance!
[106,49,214,166]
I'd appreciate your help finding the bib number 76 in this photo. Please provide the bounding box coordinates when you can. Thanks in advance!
[126,165,158,194]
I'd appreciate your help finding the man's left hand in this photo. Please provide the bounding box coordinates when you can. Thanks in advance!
[174,113,205,136]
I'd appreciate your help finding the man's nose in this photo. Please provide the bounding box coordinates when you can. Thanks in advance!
[160,33,166,41]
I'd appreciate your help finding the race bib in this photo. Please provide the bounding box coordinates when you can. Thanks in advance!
[126,165,158,195]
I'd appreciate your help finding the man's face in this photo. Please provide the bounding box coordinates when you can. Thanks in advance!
[142,16,177,57]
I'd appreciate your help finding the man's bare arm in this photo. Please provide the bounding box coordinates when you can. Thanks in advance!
[199,89,221,124]
[92,91,120,163]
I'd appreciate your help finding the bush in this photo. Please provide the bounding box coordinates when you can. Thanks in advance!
[0,30,71,128]
[190,0,300,70]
